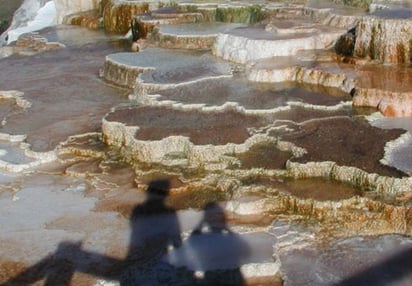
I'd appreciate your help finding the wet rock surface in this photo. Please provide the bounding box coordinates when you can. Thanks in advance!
[103,48,232,89]
[1,1,412,285]
[281,116,406,177]
[153,77,352,110]
[0,26,129,152]
[105,106,273,145]
[354,9,412,64]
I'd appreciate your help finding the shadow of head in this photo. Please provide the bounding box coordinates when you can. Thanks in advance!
[147,179,171,200]
[202,202,229,233]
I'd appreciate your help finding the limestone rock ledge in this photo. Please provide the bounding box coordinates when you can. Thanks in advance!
[354,15,412,64]
[354,88,412,117]
[102,53,153,88]
[102,49,232,89]
[227,183,412,235]
[102,117,285,171]
[0,33,64,58]
[0,133,56,172]
[285,160,411,194]
[102,0,149,34]
[0,90,31,109]
[248,59,356,94]
[213,27,344,64]
[154,23,246,50]
[54,0,101,24]
[352,65,412,117]
[212,4,362,64]
[381,131,412,175]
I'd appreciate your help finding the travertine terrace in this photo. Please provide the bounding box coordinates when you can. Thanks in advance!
[0,0,412,285]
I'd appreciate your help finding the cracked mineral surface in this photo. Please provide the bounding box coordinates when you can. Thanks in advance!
[0,0,412,285]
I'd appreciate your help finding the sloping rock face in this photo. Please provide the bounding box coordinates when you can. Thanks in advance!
[102,0,149,33]
[354,89,412,117]
[247,54,356,94]
[213,25,345,64]
[212,4,363,64]
[54,0,101,24]
[154,23,246,50]
[102,48,232,89]
[354,15,412,64]
[353,65,412,116]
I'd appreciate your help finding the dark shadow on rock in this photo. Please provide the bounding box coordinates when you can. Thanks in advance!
[0,241,81,286]
[1,179,190,285]
[334,247,412,286]
[118,178,190,285]
[164,202,250,286]
[127,179,182,264]
[1,183,252,286]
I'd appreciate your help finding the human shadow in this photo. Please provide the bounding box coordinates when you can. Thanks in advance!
[0,241,81,286]
[118,178,188,285]
[127,179,181,263]
[1,179,187,286]
[334,246,412,286]
[1,184,252,286]
[164,202,250,286]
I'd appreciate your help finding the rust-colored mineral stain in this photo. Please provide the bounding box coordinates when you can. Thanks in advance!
[135,173,184,190]
[0,260,27,284]
[356,65,412,93]
[254,177,362,201]
[0,99,22,117]
[107,106,270,145]
[281,178,362,201]
[282,117,406,177]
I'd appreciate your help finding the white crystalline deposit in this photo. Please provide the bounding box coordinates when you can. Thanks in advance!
[4,0,56,45]
[213,28,344,64]
[0,90,31,109]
